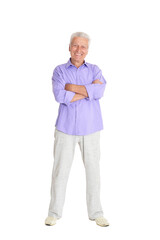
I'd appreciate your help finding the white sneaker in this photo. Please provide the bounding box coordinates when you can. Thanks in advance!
[45,216,57,226]
[95,216,109,227]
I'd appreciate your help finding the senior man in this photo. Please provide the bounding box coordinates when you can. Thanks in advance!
[45,32,109,227]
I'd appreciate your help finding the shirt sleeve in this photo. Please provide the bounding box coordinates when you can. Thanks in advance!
[84,65,107,101]
[52,67,75,106]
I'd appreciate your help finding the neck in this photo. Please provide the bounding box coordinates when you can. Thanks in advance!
[71,58,84,68]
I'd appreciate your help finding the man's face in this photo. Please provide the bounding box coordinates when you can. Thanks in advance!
[69,37,89,64]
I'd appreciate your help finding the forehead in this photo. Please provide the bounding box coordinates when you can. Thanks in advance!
[71,37,88,46]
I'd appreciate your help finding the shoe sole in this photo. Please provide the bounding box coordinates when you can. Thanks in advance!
[96,223,109,227]
[45,222,56,226]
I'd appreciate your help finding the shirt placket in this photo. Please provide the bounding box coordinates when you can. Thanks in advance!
[75,66,81,135]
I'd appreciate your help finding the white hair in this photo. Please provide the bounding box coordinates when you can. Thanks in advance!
[69,32,91,48]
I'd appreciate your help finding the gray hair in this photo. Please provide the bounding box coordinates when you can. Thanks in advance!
[69,32,91,48]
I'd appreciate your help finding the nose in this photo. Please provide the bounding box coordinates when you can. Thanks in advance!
[76,46,81,52]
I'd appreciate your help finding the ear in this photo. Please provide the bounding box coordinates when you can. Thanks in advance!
[69,44,71,52]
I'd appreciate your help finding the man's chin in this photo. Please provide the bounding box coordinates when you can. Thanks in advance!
[75,57,84,62]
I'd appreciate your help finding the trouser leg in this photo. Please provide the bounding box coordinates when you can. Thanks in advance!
[48,129,76,218]
[78,131,103,220]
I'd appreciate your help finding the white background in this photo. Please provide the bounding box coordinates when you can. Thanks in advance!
[0,0,160,239]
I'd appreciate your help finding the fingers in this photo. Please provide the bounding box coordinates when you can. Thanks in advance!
[92,79,103,84]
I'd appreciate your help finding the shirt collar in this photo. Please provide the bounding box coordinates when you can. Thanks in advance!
[65,58,88,69]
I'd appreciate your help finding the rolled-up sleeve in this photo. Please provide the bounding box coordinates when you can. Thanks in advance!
[52,67,75,106]
[85,65,107,101]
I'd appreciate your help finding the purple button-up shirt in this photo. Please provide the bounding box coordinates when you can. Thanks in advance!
[52,58,106,135]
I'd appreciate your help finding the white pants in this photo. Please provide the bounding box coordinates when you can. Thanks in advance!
[48,128,103,220]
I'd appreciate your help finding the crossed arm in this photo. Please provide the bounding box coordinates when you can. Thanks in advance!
[65,79,103,102]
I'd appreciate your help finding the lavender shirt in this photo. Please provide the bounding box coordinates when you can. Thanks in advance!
[52,58,107,135]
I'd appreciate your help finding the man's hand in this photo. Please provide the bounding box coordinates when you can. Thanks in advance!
[92,79,103,84]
